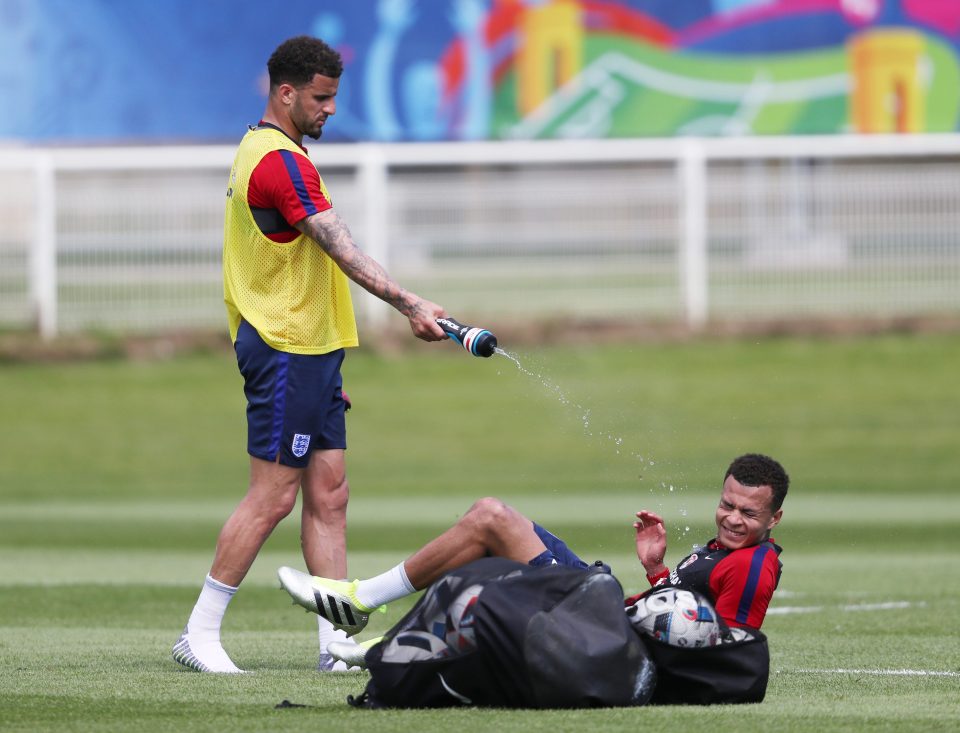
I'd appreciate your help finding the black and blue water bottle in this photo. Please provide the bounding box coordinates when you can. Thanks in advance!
[437,317,498,358]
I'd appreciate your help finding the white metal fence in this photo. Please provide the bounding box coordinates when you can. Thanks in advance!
[1,135,959,340]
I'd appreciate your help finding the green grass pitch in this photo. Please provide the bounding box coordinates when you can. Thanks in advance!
[1,332,958,732]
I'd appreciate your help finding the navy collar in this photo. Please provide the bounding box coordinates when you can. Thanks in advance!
[251,121,306,151]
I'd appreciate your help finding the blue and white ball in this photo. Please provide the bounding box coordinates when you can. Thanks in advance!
[444,584,482,652]
[626,588,721,648]
[383,629,450,662]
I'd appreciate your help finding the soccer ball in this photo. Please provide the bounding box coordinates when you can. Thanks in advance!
[383,630,450,662]
[444,584,482,653]
[626,588,721,648]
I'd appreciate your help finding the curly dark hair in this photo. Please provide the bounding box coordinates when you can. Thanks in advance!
[267,36,343,89]
[725,453,789,512]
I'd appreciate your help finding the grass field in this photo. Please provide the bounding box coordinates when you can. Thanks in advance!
[1,332,958,732]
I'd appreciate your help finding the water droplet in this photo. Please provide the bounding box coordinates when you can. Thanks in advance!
[491,348,654,467]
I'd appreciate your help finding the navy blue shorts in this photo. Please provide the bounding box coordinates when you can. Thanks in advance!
[235,320,348,468]
[529,523,589,570]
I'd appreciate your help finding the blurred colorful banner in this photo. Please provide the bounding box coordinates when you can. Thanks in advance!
[1,0,958,143]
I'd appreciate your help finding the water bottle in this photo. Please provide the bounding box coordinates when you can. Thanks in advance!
[437,317,498,358]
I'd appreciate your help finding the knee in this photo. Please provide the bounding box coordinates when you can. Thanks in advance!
[323,476,350,514]
[463,496,512,536]
[243,460,303,528]
[304,475,350,516]
[237,492,296,538]
[303,451,349,514]
[263,488,299,525]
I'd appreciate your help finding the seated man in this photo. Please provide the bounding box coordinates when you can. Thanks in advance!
[279,453,788,664]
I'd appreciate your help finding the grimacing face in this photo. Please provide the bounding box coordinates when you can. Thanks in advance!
[714,474,782,550]
[287,73,339,139]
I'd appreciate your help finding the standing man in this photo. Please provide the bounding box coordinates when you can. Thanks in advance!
[173,36,447,674]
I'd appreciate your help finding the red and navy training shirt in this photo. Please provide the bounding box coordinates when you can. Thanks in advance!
[246,122,332,243]
[626,538,783,629]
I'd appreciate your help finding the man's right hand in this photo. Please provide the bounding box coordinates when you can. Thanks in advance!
[634,510,668,576]
[405,296,446,341]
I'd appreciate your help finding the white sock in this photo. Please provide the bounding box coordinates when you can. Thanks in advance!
[182,574,242,673]
[354,562,416,609]
[318,616,355,671]
[187,575,236,635]
[318,616,351,654]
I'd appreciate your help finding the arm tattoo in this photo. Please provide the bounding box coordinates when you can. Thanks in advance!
[298,210,419,315]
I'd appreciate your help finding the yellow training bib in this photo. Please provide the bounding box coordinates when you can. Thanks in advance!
[223,127,358,354]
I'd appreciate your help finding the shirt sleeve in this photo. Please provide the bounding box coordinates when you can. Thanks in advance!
[709,544,780,629]
[646,567,670,586]
[248,149,333,228]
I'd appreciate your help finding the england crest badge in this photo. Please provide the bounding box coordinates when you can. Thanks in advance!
[291,433,311,458]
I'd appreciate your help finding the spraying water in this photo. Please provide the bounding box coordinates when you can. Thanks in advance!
[493,345,693,540]
[493,347,640,459]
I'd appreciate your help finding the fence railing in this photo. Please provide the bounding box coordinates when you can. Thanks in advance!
[1,134,959,340]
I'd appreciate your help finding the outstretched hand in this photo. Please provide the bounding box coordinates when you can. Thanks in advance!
[634,510,668,576]
[406,297,447,341]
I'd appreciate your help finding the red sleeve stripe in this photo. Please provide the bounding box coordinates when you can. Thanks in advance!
[736,543,773,625]
[278,150,318,217]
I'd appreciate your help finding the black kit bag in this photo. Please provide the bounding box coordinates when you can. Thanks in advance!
[349,557,657,709]
[638,610,771,705]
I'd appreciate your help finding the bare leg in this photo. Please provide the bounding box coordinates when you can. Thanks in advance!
[210,456,302,586]
[276,497,550,633]
[175,456,302,673]
[300,448,349,578]
[299,448,354,667]
[403,497,548,589]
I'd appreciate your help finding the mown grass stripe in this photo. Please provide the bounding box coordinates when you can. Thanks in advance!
[2,493,958,523]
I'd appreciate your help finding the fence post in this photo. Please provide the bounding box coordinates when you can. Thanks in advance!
[30,155,58,340]
[680,140,708,329]
[358,144,390,329]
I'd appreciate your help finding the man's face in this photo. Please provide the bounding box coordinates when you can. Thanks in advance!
[288,73,339,140]
[714,475,782,550]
